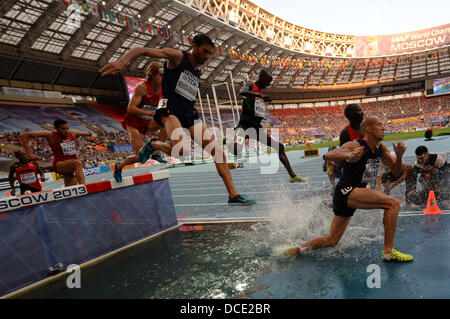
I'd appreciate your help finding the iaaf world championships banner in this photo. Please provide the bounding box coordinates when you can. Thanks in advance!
[355,24,450,57]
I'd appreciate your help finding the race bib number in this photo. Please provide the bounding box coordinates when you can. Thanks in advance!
[20,172,37,184]
[61,141,76,156]
[254,99,266,118]
[362,162,381,183]
[175,71,199,102]
[157,98,168,109]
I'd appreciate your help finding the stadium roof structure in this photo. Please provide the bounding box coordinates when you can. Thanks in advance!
[0,0,449,94]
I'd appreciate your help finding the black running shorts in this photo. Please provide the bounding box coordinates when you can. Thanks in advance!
[333,185,357,217]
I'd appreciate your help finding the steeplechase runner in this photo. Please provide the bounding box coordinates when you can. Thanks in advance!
[226,68,308,183]
[113,61,168,183]
[283,116,414,262]
[19,119,96,187]
[100,34,255,206]
[8,150,45,196]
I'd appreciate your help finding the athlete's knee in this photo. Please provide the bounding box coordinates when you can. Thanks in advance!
[385,196,400,212]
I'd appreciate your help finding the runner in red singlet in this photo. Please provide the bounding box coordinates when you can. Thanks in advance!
[339,103,365,146]
[19,119,96,186]
[113,62,169,183]
[8,150,45,196]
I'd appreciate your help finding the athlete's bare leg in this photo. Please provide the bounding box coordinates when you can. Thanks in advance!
[188,122,239,198]
[291,187,400,255]
[116,125,143,170]
[55,159,85,185]
[346,188,400,254]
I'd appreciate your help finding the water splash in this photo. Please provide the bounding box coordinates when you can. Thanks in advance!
[243,181,385,261]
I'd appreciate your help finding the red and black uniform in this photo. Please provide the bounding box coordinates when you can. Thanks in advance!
[346,125,364,141]
[121,80,163,134]
[9,161,43,194]
[49,131,78,173]
[340,125,364,146]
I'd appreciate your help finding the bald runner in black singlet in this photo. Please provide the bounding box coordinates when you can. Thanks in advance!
[283,116,414,262]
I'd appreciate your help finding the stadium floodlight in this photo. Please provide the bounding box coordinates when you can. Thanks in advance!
[326,46,334,54]
[229,10,239,24]
[347,47,354,56]
[305,42,313,51]
[266,29,275,39]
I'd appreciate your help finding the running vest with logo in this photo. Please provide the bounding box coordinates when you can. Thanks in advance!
[135,80,163,120]
[337,139,382,188]
[14,161,42,190]
[50,131,78,162]
[162,50,201,115]
[241,82,266,121]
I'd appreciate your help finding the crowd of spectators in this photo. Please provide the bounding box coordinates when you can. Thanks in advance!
[271,95,449,144]
[0,130,136,169]
[0,95,448,168]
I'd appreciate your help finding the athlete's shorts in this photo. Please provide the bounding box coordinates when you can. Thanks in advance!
[165,108,200,129]
[121,113,152,134]
[20,184,42,194]
[52,159,76,177]
[333,185,359,217]
[234,118,263,141]
[153,108,170,127]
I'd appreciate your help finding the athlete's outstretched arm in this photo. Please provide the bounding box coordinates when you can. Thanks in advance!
[325,141,363,162]
[19,131,53,159]
[70,130,97,141]
[99,47,183,75]
[239,81,271,102]
[239,82,260,99]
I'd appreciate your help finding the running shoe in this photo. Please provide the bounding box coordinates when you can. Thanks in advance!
[290,174,309,183]
[228,194,256,206]
[151,152,167,163]
[113,163,122,183]
[138,137,157,164]
[278,247,301,263]
[382,248,414,262]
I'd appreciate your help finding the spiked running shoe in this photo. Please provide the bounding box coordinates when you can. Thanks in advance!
[278,247,301,263]
[290,174,308,183]
[228,194,256,206]
[382,248,414,262]
[113,163,122,183]
[138,137,157,164]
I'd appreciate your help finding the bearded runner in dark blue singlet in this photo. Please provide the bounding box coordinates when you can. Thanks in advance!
[283,116,413,262]
[99,34,255,206]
